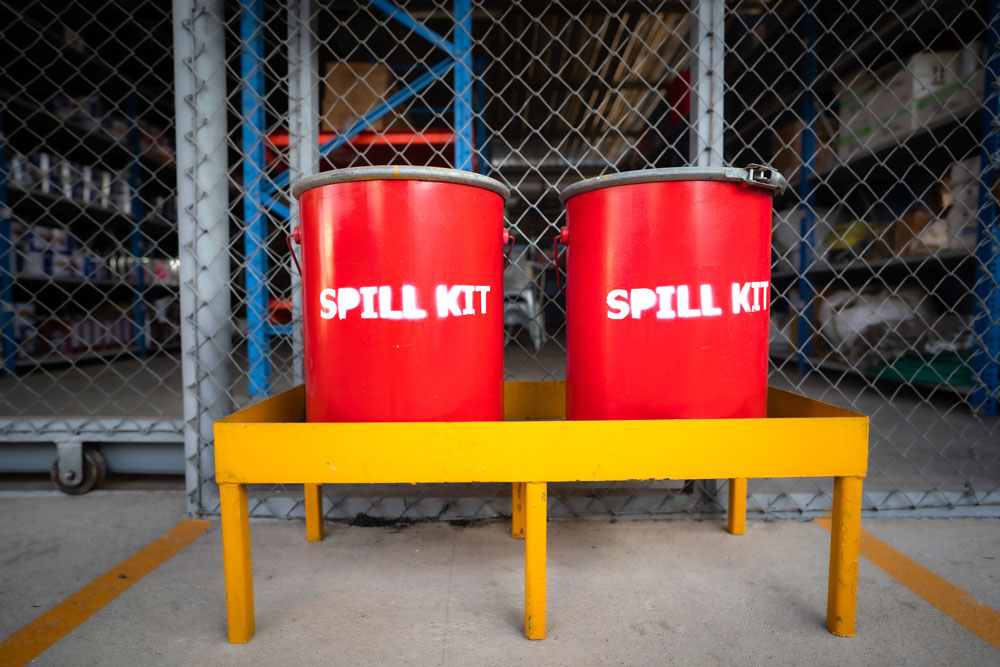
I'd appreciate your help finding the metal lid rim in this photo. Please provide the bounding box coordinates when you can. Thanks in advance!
[558,166,787,203]
[291,166,510,200]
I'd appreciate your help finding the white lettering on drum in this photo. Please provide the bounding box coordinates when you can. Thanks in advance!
[606,282,769,320]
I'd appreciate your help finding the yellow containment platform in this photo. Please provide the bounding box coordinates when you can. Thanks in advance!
[214,381,868,644]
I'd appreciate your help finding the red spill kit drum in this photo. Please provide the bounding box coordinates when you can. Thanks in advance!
[291,166,510,422]
[558,165,786,421]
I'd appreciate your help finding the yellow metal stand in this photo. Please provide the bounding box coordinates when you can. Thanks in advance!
[215,381,868,643]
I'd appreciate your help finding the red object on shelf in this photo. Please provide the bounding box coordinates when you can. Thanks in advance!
[266,130,456,174]
[268,297,292,325]
[292,166,507,423]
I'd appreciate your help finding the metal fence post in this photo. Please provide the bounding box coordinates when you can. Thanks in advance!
[689,0,724,167]
[173,0,232,514]
[687,0,725,503]
[797,0,819,375]
[287,0,317,385]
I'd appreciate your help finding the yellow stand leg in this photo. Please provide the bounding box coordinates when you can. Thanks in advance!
[305,483,324,542]
[512,482,525,539]
[827,475,863,637]
[524,482,547,640]
[727,478,747,535]
[220,482,255,643]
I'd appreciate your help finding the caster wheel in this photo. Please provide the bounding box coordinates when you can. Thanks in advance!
[51,447,106,495]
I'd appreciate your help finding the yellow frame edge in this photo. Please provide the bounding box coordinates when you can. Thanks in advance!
[214,382,868,485]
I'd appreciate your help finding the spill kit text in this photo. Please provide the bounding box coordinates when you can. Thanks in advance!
[319,285,491,320]
[606,282,769,320]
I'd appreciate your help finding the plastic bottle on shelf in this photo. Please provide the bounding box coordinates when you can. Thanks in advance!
[28,151,53,194]
[112,175,132,215]
[93,170,112,209]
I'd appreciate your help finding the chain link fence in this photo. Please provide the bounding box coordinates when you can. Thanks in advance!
[2,0,998,518]
[0,1,184,493]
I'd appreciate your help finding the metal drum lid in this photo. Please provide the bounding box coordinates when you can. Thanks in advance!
[559,164,787,203]
[292,165,510,200]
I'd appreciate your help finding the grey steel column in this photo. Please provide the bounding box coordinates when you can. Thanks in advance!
[689,0,725,167]
[287,0,318,385]
[688,0,725,502]
[173,0,232,515]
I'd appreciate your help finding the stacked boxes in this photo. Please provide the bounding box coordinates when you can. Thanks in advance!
[835,70,885,161]
[837,47,983,160]
[943,156,981,253]
[770,116,837,180]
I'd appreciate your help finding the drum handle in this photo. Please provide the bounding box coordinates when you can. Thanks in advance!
[553,226,569,294]
[286,227,303,277]
[503,228,514,267]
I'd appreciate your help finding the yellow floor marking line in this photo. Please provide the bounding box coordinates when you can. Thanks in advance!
[815,518,1000,650]
[0,519,211,666]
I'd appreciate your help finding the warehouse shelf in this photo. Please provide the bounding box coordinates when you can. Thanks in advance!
[725,3,984,152]
[774,110,980,205]
[7,184,174,232]
[240,0,482,400]
[264,128,456,173]
[14,343,181,370]
[2,88,176,372]
[12,275,178,290]
[771,250,975,282]
[4,96,174,174]
[733,0,998,413]
[769,352,972,397]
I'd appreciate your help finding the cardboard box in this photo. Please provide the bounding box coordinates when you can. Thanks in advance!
[893,209,934,256]
[50,228,72,254]
[52,253,74,279]
[835,71,901,160]
[837,49,983,161]
[321,62,395,133]
[943,156,981,252]
[771,117,837,180]
[28,226,54,253]
[880,49,983,142]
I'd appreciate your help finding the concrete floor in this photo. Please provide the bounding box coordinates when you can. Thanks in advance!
[1,490,998,665]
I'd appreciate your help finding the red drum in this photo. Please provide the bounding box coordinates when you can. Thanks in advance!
[291,166,509,422]
[559,166,786,421]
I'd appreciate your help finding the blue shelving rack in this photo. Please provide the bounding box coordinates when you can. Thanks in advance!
[238,0,479,399]
[0,92,151,376]
[788,2,1000,414]
[974,0,1000,416]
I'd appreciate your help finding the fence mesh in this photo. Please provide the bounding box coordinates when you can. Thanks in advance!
[0,0,184,493]
[1,0,998,518]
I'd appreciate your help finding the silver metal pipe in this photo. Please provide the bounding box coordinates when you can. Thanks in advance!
[173,0,232,515]
[287,0,317,386]
[689,0,725,167]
